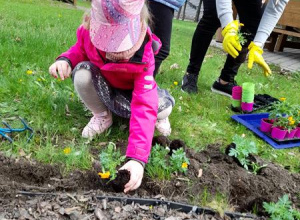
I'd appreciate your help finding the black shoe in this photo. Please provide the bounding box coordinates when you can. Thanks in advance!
[211,79,237,97]
[181,73,198,94]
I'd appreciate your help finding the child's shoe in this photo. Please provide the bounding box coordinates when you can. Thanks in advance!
[82,111,113,138]
[155,117,171,136]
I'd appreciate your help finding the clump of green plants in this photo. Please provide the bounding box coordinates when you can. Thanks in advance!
[237,31,248,46]
[98,142,126,180]
[145,144,189,180]
[267,98,300,133]
[263,194,300,220]
[229,134,267,174]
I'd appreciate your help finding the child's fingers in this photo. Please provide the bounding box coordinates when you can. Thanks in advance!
[66,64,72,78]
[124,175,137,193]
[57,63,65,80]
[49,64,58,78]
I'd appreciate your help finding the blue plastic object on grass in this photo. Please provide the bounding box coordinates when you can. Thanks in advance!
[0,118,33,143]
[231,113,300,149]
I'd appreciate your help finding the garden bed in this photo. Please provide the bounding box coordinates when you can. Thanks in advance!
[1,140,300,219]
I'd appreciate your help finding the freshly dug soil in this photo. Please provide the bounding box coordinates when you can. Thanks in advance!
[169,139,186,155]
[111,170,131,193]
[1,140,300,218]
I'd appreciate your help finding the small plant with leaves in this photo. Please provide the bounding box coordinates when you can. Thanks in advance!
[268,99,299,132]
[237,31,248,46]
[169,147,189,174]
[146,144,170,179]
[263,194,300,220]
[98,142,126,180]
[229,134,260,172]
[146,144,189,179]
[268,98,293,120]
[250,162,267,175]
[273,115,297,132]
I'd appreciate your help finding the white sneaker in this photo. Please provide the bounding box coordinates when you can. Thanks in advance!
[155,117,171,136]
[82,111,113,138]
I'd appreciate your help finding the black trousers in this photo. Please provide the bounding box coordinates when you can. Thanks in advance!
[186,0,263,82]
[148,1,174,77]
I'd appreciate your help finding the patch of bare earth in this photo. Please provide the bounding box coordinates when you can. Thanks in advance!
[0,138,299,219]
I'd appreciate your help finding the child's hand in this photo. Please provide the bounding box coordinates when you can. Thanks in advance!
[119,160,144,193]
[49,60,71,80]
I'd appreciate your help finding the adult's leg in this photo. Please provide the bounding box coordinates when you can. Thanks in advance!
[186,0,221,76]
[148,1,174,77]
[219,0,263,83]
[181,0,220,93]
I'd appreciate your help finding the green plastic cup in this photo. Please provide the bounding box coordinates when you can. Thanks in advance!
[242,82,255,102]
[232,99,241,108]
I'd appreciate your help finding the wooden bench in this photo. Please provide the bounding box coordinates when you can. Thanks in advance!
[265,0,300,52]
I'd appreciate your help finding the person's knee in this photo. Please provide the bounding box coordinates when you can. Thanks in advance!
[73,66,93,90]
[157,105,172,120]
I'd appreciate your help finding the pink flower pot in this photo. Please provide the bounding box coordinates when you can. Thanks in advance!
[260,118,273,133]
[294,127,300,138]
[271,127,287,140]
[232,86,242,100]
[285,129,297,139]
[241,102,254,112]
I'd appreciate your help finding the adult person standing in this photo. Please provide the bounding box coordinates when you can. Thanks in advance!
[148,0,186,77]
[181,0,289,96]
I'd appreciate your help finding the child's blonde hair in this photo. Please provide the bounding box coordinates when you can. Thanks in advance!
[82,3,151,30]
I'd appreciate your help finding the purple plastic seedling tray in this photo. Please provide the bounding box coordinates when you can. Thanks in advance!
[231,113,300,149]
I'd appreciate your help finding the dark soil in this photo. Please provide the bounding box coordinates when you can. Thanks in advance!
[152,135,171,147]
[169,139,186,155]
[111,170,131,193]
[1,139,300,219]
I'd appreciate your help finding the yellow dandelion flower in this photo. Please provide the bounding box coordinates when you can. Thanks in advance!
[173,81,178,86]
[63,147,71,155]
[98,171,110,179]
[289,120,295,125]
[182,162,188,169]
[26,70,33,75]
[279,97,286,102]
[288,116,293,121]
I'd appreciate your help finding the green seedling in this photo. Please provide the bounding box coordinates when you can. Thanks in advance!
[237,31,248,46]
[263,194,300,220]
[146,144,170,179]
[99,142,126,180]
[146,144,189,180]
[169,147,189,174]
[229,134,258,171]
[250,162,268,175]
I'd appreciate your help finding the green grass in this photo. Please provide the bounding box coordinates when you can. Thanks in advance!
[1,0,300,190]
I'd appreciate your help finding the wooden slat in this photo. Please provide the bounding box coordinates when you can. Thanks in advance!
[272,28,300,38]
[277,1,300,28]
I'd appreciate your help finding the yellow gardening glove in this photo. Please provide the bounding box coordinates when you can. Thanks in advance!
[248,42,272,77]
[221,20,244,58]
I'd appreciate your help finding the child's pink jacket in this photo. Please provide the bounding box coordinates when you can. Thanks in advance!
[58,26,160,163]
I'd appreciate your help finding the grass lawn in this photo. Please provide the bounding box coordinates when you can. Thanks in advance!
[0,0,300,205]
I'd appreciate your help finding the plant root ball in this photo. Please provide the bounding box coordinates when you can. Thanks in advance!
[111,170,130,193]
[169,139,185,155]
[152,136,171,147]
